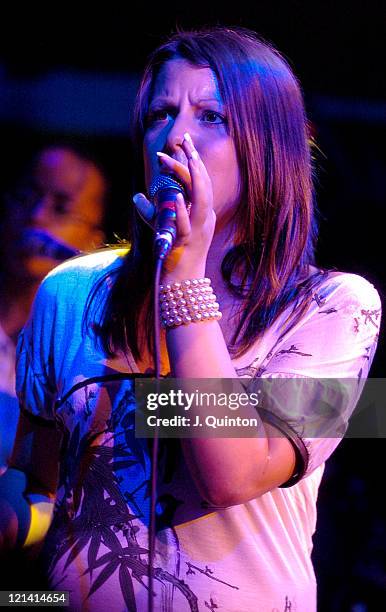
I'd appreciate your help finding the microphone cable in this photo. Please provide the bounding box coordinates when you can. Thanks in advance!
[147,173,186,612]
[148,255,163,612]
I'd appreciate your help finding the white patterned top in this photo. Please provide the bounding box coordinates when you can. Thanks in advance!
[16,249,381,612]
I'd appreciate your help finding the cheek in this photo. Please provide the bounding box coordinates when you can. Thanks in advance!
[142,141,152,185]
[207,145,240,201]
[24,258,60,279]
[143,139,157,188]
[43,225,87,250]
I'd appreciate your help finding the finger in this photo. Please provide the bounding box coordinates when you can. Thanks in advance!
[132,193,156,227]
[174,192,191,247]
[181,133,212,222]
[156,152,192,194]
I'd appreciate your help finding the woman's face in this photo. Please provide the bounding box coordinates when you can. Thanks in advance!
[143,59,241,224]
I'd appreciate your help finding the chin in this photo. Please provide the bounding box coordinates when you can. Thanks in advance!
[24,256,62,280]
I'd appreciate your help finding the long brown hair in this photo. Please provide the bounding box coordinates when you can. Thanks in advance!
[85,27,324,360]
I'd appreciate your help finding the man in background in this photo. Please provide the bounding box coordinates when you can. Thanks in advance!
[0,145,107,469]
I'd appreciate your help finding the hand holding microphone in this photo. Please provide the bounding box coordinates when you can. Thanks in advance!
[132,173,189,261]
[132,132,216,265]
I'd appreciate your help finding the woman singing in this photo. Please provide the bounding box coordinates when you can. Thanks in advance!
[1,27,381,611]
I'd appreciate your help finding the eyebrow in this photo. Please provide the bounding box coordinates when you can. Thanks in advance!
[196,97,222,104]
[149,96,223,107]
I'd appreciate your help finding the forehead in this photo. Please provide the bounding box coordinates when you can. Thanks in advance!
[32,149,105,218]
[34,149,88,192]
[150,59,221,103]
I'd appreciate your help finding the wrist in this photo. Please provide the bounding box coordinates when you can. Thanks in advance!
[162,246,207,283]
[159,277,222,329]
[162,268,206,285]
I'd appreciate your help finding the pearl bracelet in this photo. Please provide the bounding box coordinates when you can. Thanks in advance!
[159,278,223,328]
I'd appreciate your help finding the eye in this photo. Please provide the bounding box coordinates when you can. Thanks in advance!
[201,110,226,124]
[146,108,171,125]
[53,193,70,215]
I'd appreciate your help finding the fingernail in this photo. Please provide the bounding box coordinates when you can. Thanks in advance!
[183,132,193,144]
[133,193,146,207]
[156,151,168,158]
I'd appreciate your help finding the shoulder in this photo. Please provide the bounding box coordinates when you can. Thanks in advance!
[45,246,128,282]
[37,247,128,298]
[27,247,129,322]
[314,270,381,311]
[293,270,382,358]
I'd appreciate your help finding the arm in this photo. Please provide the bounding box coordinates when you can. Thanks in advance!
[137,136,381,505]
[137,134,297,506]
[0,409,62,550]
[167,271,381,503]
[1,272,62,551]
[166,316,296,506]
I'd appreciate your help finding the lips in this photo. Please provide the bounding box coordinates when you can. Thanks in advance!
[158,147,188,170]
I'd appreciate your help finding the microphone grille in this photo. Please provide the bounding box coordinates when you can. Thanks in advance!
[149,174,186,201]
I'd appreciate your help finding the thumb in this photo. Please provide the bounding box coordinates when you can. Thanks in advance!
[132,193,156,227]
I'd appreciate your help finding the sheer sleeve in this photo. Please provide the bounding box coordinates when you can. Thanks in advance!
[248,273,381,485]
[16,274,60,422]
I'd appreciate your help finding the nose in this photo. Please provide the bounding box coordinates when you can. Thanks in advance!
[30,195,51,227]
[164,113,192,161]
[164,125,184,157]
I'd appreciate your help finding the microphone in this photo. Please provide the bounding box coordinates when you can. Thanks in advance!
[149,174,186,260]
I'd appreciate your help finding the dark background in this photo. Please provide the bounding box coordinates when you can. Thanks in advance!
[1,2,385,609]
